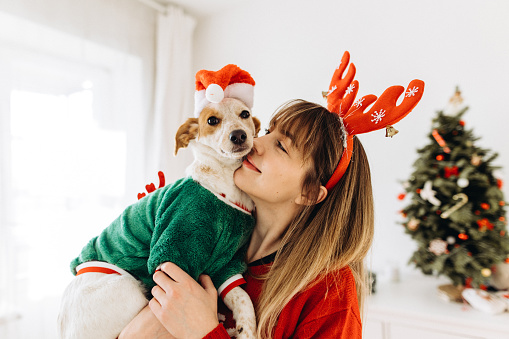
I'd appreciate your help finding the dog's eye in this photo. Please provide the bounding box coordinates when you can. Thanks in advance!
[207,116,220,126]
[240,110,250,119]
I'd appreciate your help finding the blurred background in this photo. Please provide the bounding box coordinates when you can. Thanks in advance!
[0,0,508,338]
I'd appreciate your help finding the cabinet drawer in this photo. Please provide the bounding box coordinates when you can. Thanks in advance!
[390,323,484,339]
[363,318,385,339]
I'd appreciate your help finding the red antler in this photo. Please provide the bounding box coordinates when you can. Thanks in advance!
[326,51,424,136]
[326,52,358,115]
[324,51,425,190]
[137,171,166,200]
[342,79,424,135]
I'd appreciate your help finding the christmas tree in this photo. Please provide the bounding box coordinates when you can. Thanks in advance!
[400,88,509,289]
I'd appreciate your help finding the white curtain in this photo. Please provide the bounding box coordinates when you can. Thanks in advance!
[147,6,196,184]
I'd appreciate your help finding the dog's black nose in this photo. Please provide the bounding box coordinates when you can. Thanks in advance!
[230,129,247,145]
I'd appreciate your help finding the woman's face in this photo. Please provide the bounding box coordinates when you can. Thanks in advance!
[234,126,311,205]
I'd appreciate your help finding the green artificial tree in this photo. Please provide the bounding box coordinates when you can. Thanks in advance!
[400,88,509,289]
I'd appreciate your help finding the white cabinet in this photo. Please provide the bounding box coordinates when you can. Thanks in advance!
[363,273,509,339]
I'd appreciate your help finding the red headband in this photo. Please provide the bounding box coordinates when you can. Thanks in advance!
[324,51,425,190]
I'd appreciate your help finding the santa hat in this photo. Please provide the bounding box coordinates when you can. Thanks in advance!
[194,64,255,117]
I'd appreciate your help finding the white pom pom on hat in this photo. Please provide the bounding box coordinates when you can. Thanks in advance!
[205,84,225,103]
[194,64,255,117]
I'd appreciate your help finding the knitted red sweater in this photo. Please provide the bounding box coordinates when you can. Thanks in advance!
[204,255,362,338]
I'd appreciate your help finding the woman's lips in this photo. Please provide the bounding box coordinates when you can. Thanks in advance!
[242,155,261,173]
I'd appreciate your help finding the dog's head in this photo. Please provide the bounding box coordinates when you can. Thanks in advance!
[175,98,261,160]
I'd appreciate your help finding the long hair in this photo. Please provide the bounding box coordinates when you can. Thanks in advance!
[255,99,374,338]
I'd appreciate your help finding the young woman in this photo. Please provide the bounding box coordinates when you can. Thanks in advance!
[120,99,375,338]
[120,51,423,338]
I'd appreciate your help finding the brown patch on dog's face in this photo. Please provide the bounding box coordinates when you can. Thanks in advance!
[198,106,224,138]
[174,117,199,155]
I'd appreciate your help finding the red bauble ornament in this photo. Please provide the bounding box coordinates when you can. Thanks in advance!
[436,155,444,161]
[480,203,490,210]
[398,193,406,200]
[459,120,465,126]
[497,179,504,189]
[458,233,469,240]
[477,218,494,231]
[444,166,459,178]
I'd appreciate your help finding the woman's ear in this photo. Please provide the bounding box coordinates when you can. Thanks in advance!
[295,186,328,206]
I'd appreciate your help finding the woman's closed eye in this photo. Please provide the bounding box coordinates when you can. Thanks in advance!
[265,128,288,153]
[277,140,287,153]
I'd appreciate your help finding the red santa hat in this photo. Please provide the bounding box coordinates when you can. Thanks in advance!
[194,64,255,117]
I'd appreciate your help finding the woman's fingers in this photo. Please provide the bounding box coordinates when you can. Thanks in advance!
[158,262,191,283]
[198,274,217,297]
[148,297,163,321]
[151,285,166,303]
[149,264,220,338]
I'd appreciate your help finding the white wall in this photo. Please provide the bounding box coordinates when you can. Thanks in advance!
[193,0,509,276]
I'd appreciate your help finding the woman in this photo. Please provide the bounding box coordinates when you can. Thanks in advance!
[121,99,374,338]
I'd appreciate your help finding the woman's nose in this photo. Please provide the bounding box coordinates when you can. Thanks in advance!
[252,136,265,154]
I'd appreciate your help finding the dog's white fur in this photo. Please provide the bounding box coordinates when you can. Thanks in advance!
[58,98,260,339]
[58,271,148,339]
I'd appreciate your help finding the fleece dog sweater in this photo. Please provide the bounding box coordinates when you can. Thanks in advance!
[71,177,255,292]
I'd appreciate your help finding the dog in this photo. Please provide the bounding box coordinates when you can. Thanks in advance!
[58,93,261,338]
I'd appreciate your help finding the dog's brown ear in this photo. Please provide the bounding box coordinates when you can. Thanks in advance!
[175,118,199,155]
[253,117,261,136]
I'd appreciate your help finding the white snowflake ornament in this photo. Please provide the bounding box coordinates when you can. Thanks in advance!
[405,86,419,97]
[345,83,355,95]
[371,109,386,124]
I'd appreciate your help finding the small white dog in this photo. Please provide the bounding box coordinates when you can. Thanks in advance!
[58,65,260,339]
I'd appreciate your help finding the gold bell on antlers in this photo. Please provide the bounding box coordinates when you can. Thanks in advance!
[385,125,399,138]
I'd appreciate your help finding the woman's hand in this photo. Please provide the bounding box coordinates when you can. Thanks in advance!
[150,262,219,339]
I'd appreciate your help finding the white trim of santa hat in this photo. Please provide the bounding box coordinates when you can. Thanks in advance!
[194,64,255,117]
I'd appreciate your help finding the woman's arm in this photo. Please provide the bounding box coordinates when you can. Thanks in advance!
[119,305,175,339]
[150,262,221,339]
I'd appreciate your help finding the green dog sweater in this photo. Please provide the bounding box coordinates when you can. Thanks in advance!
[71,177,255,293]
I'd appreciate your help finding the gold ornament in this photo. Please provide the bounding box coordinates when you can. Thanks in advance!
[407,218,420,231]
[322,91,329,99]
[471,154,482,166]
[449,88,463,106]
[385,125,399,138]
[444,87,465,115]
[481,268,492,277]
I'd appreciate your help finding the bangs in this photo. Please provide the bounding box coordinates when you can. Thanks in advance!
[269,100,334,163]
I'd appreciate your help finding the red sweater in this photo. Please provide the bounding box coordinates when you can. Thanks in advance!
[204,254,362,338]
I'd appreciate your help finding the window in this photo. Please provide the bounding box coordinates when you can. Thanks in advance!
[0,11,145,338]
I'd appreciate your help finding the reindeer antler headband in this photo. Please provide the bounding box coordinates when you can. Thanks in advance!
[324,51,425,190]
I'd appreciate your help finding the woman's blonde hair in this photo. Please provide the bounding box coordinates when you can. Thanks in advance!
[256,99,374,338]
